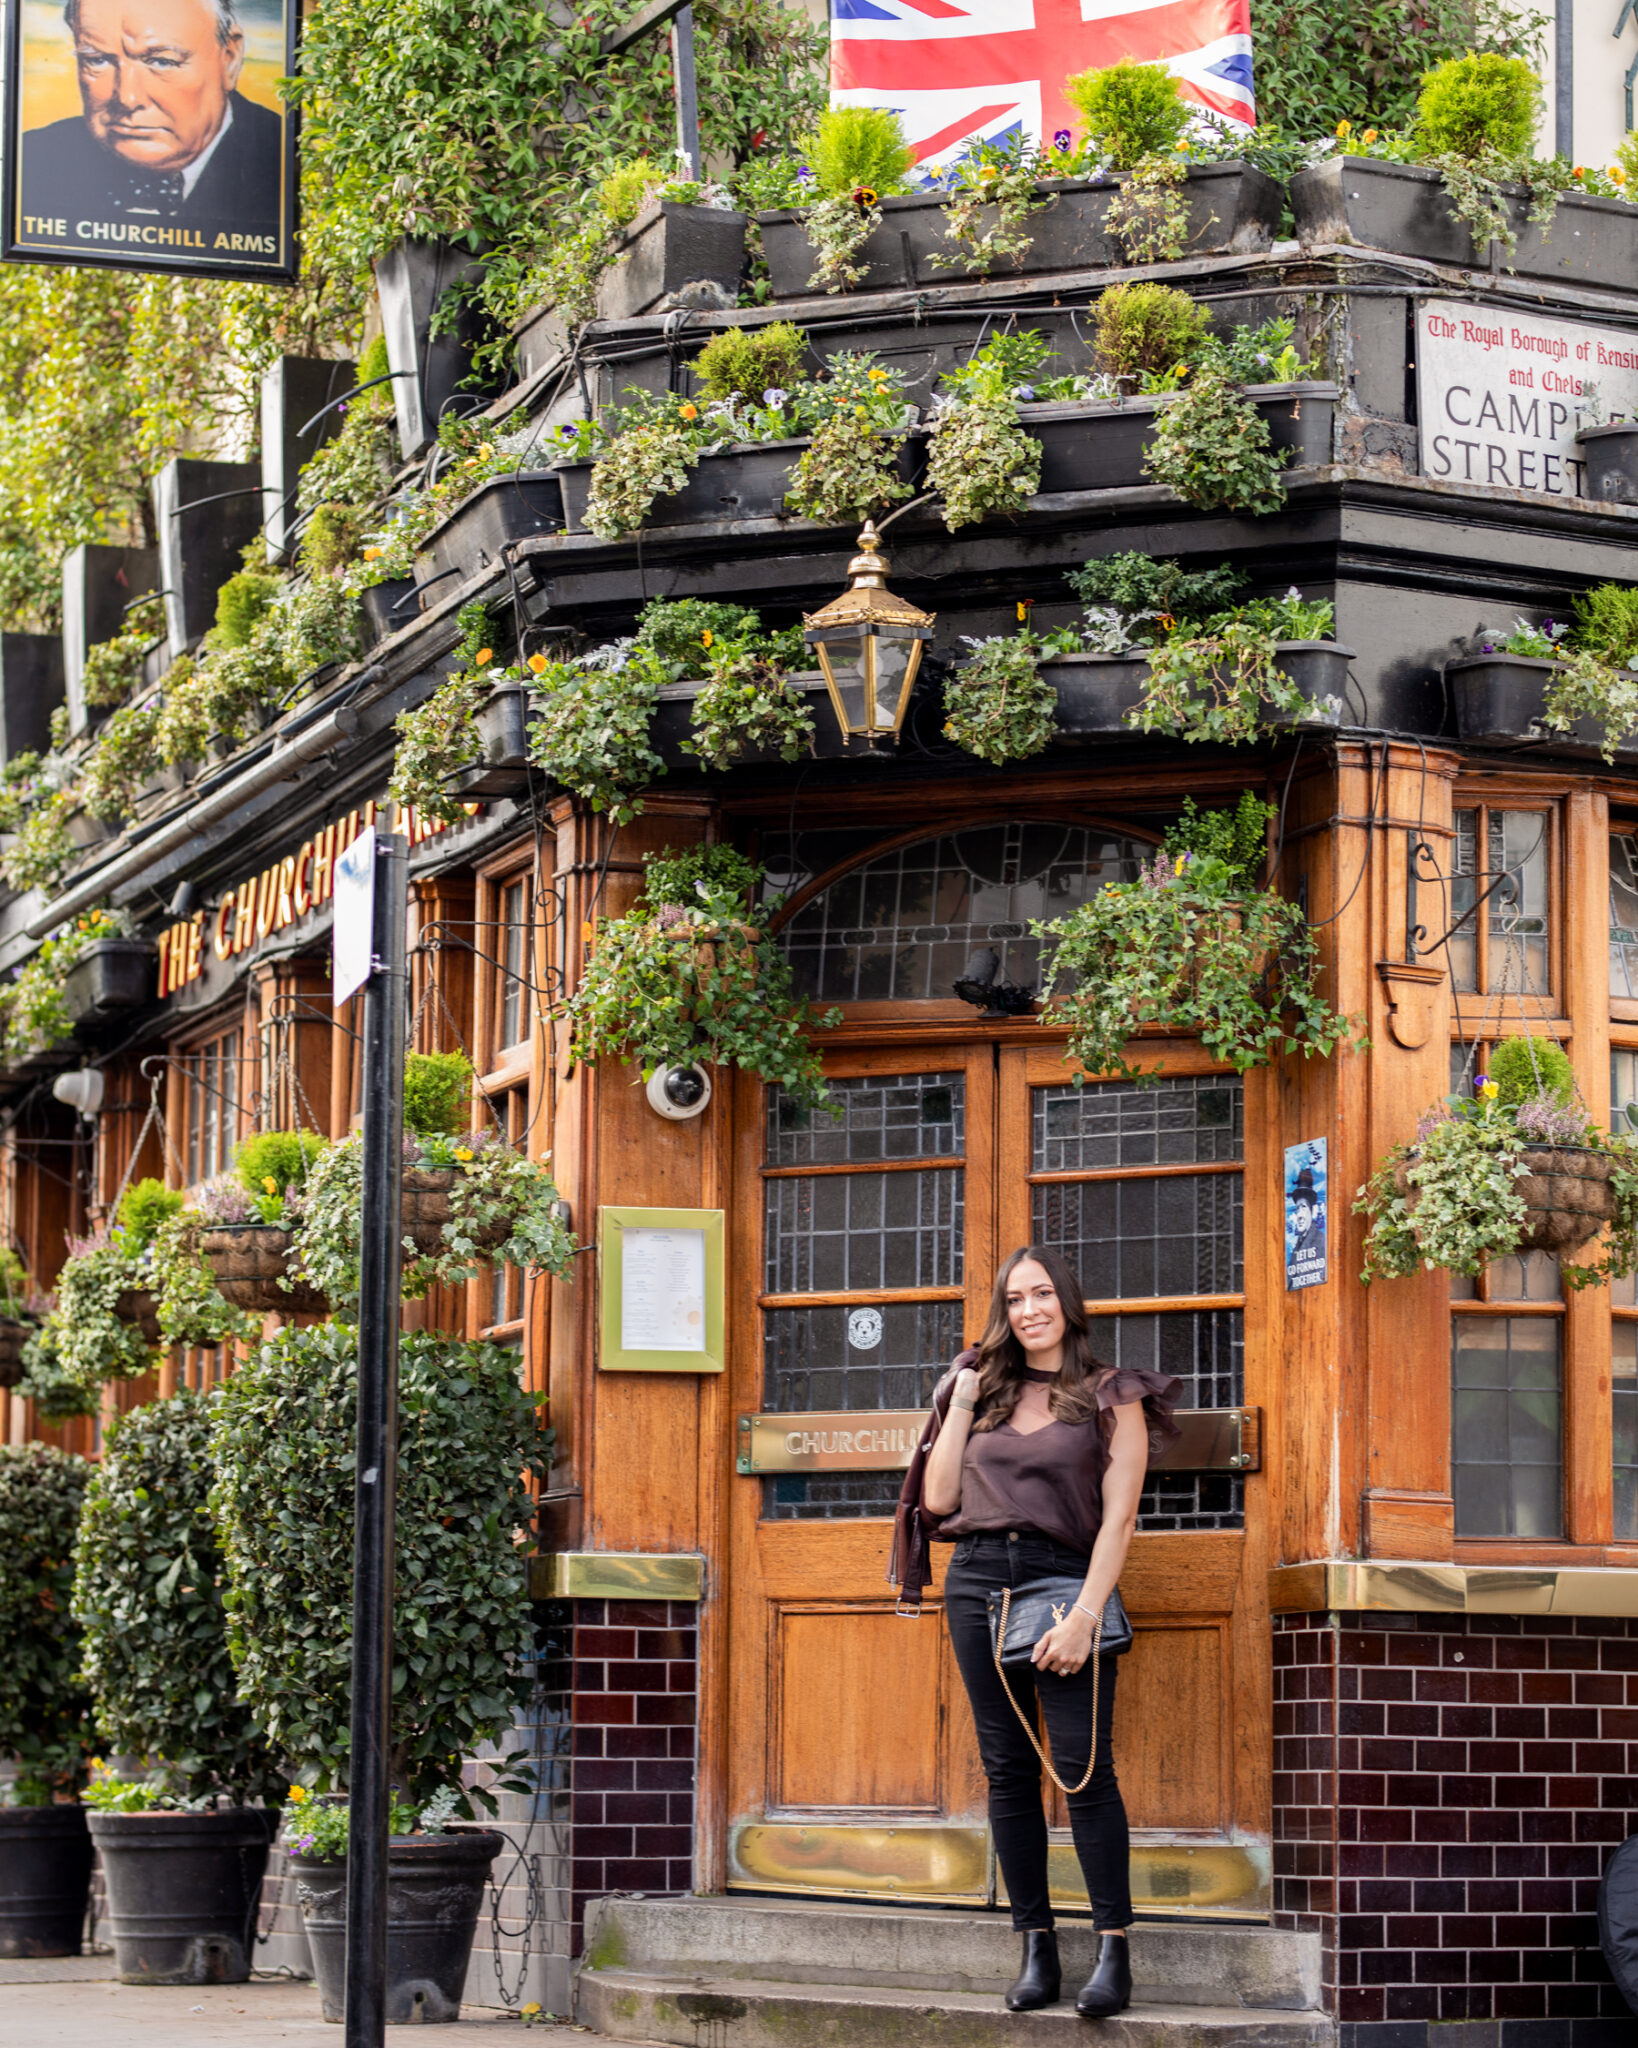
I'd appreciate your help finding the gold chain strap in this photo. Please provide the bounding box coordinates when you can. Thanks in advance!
[990,1585,1101,1796]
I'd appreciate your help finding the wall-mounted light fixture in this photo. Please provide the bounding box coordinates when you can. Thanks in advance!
[802,522,935,746]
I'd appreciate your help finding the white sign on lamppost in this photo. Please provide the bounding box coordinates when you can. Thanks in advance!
[332,827,377,1006]
[1416,298,1638,499]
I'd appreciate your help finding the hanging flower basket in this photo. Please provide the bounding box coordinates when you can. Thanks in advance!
[113,1287,161,1342]
[1393,1143,1616,1255]
[0,1314,33,1389]
[401,1168,515,1259]
[197,1224,329,1317]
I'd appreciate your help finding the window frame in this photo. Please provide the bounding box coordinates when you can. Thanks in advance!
[1447,797,1562,1016]
[472,845,544,1346]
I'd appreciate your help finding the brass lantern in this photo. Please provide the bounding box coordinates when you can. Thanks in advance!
[802,522,935,745]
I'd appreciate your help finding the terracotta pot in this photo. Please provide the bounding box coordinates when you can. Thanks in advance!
[1394,1142,1617,1256]
[113,1287,161,1342]
[0,1314,36,1389]
[401,1167,512,1259]
[197,1223,328,1316]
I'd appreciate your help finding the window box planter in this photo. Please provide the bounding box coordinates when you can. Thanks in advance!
[1042,652,1153,739]
[1020,381,1339,495]
[290,1830,503,2023]
[651,670,857,766]
[1268,642,1355,729]
[446,681,532,800]
[1576,422,1638,503]
[87,1808,274,1985]
[1292,155,1638,290]
[62,939,156,1025]
[414,473,564,585]
[1446,652,1556,742]
[359,579,420,646]
[0,1313,36,1389]
[597,199,747,321]
[757,162,1281,298]
[197,1223,328,1318]
[0,1805,93,1958]
[558,433,923,536]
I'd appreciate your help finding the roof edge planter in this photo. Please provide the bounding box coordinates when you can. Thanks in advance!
[290,1829,504,2024]
[445,680,532,800]
[595,198,748,323]
[358,579,419,647]
[62,939,157,1026]
[413,473,564,584]
[0,1806,93,1959]
[1291,155,1638,291]
[1020,382,1339,495]
[374,238,499,462]
[1448,652,1556,743]
[757,162,1281,298]
[1043,651,1153,740]
[1267,642,1353,729]
[1576,422,1638,504]
[87,1807,274,1986]
[558,434,922,536]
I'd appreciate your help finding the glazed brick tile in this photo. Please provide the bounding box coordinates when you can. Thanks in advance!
[1386,1983,1442,2018]
[606,1660,672,1693]
[576,1627,637,1658]
[603,1857,669,1889]
[635,1628,695,1658]
[604,1725,671,1758]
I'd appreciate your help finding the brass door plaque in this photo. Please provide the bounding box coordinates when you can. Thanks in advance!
[737,1407,1259,1475]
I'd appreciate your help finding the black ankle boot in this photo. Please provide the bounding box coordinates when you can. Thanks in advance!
[1075,1933,1132,2018]
[1005,1928,1061,2010]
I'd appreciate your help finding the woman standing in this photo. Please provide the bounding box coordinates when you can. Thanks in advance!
[892,1245,1178,2018]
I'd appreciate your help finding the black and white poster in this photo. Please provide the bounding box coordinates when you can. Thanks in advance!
[1285,1139,1328,1292]
[3,0,297,279]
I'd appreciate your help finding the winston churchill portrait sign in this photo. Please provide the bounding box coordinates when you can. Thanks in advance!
[2,0,296,279]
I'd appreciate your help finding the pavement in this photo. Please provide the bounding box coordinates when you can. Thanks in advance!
[0,1958,592,2046]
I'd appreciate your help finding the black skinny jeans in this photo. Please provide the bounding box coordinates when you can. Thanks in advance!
[944,1530,1131,1933]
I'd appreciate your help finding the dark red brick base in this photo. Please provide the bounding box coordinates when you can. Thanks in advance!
[1273,1609,1638,2045]
[556,1596,698,1940]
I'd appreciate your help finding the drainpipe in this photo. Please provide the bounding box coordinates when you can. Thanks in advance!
[25,703,363,939]
[1557,0,1574,159]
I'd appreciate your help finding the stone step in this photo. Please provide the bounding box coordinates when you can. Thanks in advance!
[578,1969,1335,2048]
[581,1896,1321,2013]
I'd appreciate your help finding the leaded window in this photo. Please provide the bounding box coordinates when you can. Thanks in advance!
[1449,806,1551,998]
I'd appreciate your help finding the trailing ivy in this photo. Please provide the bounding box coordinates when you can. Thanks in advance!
[72,1391,280,1807]
[526,646,666,823]
[1143,367,1290,515]
[943,633,1059,764]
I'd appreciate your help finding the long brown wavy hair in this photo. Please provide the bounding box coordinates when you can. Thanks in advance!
[969,1244,1107,1432]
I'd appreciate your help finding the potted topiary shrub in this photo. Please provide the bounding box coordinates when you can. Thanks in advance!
[1358,1037,1638,1284]
[210,1323,547,2023]
[0,1445,94,1959]
[72,1391,282,1985]
[195,1129,329,1317]
[565,843,838,1112]
[1034,794,1359,1082]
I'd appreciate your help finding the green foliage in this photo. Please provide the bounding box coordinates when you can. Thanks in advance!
[300,504,365,576]
[0,1444,92,1796]
[80,702,163,821]
[1144,367,1290,514]
[275,576,362,679]
[1,908,131,1063]
[567,848,837,1110]
[1487,1034,1576,1108]
[1093,282,1211,382]
[2,787,75,894]
[71,1391,279,1806]
[802,192,885,293]
[80,596,164,711]
[211,1324,549,1802]
[685,651,815,771]
[1036,847,1357,1084]
[808,107,915,200]
[1104,152,1191,264]
[404,1052,474,1140]
[526,650,665,823]
[933,130,1046,274]
[116,1178,185,1252]
[636,598,767,677]
[1065,57,1189,169]
[1069,552,1245,627]
[1253,0,1545,140]
[282,1783,460,1859]
[645,842,763,908]
[1415,51,1540,160]
[695,324,809,407]
[1162,792,1275,890]
[584,393,702,540]
[235,1130,325,1206]
[1132,592,1338,744]
[928,341,1045,531]
[1572,584,1638,665]
[942,634,1058,764]
[0,1246,32,1313]
[1541,649,1638,762]
[782,353,915,527]
[214,570,283,651]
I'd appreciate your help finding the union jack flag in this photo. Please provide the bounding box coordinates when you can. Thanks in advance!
[831,0,1255,180]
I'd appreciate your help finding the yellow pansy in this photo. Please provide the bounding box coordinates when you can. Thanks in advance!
[528,653,548,674]
[1480,1080,1499,1099]
[363,546,382,561]
[1336,119,1352,139]
[1362,128,1378,144]
[455,1146,475,1163]
[287,1785,308,1804]
[263,1176,278,1195]
[701,630,713,648]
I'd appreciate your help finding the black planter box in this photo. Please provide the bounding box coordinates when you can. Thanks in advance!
[153,456,263,650]
[62,939,157,1024]
[0,634,65,764]
[597,199,747,320]
[1576,422,1638,504]
[1448,653,1557,742]
[359,579,420,645]
[447,681,533,798]
[1293,156,1638,290]
[558,435,923,535]
[1043,652,1152,740]
[61,542,158,733]
[652,670,859,767]
[415,472,565,582]
[1269,642,1354,728]
[1022,382,1339,494]
[375,238,501,461]
[260,355,356,563]
[758,163,1281,298]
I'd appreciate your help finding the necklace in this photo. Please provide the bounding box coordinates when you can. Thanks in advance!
[1021,1366,1060,1385]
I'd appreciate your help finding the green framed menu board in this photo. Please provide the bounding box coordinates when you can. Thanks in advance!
[597,1206,725,1373]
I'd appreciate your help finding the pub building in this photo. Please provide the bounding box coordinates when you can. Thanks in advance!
[14,216,1638,2046]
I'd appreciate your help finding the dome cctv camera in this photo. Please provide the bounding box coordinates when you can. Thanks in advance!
[646,1063,711,1121]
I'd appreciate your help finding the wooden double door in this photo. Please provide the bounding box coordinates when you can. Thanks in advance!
[724,1037,1272,1915]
